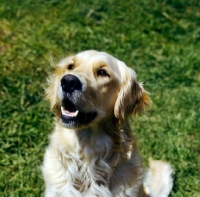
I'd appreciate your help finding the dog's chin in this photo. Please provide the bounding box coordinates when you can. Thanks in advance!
[60,107,97,128]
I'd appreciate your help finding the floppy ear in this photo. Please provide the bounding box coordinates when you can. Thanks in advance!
[114,67,151,121]
[45,72,61,111]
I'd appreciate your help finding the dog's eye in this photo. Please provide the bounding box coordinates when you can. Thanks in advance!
[97,69,110,77]
[67,63,74,70]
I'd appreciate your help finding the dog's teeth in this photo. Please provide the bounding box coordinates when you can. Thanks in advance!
[61,106,79,117]
[61,106,65,115]
[73,110,79,117]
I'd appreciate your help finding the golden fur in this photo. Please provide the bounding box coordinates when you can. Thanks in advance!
[42,50,173,197]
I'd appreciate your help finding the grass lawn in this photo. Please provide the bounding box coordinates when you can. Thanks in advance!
[0,0,199,196]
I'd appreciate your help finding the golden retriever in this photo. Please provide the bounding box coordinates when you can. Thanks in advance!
[42,50,173,197]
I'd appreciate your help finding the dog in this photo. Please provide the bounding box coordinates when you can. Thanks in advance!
[42,50,173,197]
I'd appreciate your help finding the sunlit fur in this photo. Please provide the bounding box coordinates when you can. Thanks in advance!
[42,50,173,197]
[143,159,174,197]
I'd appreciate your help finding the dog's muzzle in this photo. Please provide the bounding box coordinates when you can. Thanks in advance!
[60,74,97,128]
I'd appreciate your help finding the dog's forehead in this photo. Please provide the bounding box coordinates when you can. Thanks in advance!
[57,50,136,80]
[75,50,125,69]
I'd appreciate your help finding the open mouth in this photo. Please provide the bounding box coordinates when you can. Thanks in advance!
[60,98,97,127]
[61,106,79,117]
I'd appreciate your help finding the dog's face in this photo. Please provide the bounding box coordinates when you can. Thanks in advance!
[46,50,150,128]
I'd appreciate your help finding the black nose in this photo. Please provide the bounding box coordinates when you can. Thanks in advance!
[61,74,82,93]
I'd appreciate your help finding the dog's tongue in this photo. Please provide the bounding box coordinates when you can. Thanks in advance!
[61,106,79,117]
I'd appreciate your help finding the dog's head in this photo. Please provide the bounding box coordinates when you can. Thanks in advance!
[46,50,151,128]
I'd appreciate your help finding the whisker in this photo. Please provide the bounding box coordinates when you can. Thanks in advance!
[88,99,109,114]
[82,95,109,115]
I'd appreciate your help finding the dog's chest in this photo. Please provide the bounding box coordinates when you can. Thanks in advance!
[61,153,90,190]
[55,149,112,196]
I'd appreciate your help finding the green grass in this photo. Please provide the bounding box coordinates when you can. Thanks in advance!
[0,0,199,196]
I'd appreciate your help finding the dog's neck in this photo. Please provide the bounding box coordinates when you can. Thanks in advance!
[51,117,132,163]
[48,117,142,195]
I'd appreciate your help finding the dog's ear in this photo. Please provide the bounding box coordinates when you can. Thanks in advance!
[45,73,61,111]
[114,67,151,121]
